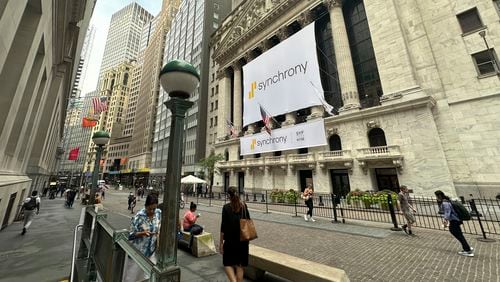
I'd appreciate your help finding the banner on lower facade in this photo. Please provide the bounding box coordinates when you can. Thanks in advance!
[240,119,327,156]
[242,22,324,126]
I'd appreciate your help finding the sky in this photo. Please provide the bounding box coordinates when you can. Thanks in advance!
[81,0,162,95]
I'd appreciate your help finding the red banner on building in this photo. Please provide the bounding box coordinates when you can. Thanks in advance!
[68,147,79,160]
[82,117,97,127]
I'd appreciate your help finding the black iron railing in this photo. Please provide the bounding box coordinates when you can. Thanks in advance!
[184,191,500,238]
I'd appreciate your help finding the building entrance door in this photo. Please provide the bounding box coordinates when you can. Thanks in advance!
[2,192,17,230]
[299,170,313,192]
[375,168,399,193]
[238,172,245,194]
[330,169,350,197]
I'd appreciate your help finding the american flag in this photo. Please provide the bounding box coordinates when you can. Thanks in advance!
[259,104,272,135]
[92,96,108,114]
[226,119,238,138]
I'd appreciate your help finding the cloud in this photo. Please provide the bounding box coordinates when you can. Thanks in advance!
[81,1,161,95]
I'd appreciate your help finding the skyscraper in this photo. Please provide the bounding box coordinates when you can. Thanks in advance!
[150,0,231,183]
[97,2,153,86]
[128,0,182,184]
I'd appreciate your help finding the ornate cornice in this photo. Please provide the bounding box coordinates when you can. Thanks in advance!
[213,0,315,67]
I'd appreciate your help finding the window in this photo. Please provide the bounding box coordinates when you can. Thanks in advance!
[472,49,499,75]
[214,116,218,126]
[211,102,214,111]
[211,73,215,82]
[214,13,219,20]
[456,8,483,34]
[215,85,219,93]
[215,100,218,109]
[211,87,214,96]
[210,117,213,127]
[494,0,500,17]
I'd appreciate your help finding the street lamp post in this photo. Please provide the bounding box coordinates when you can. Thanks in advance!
[89,131,110,205]
[156,60,200,279]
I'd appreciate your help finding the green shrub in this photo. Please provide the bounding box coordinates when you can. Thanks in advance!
[285,189,299,204]
[270,189,285,203]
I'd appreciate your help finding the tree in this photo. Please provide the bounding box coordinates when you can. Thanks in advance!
[198,152,224,195]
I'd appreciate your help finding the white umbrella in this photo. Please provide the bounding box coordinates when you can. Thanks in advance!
[181,175,206,196]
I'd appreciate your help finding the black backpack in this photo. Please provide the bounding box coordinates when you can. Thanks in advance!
[451,201,471,221]
[24,196,37,210]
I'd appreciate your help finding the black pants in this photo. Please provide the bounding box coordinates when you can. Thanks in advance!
[305,199,313,217]
[449,220,471,251]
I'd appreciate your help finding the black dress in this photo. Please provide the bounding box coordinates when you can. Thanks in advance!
[220,203,249,267]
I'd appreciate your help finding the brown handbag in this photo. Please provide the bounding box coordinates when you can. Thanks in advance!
[240,203,257,241]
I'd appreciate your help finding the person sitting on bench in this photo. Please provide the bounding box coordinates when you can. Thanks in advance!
[183,202,203,248]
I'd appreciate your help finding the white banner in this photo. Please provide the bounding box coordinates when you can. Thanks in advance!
[242,22,324,126]
[240,119,327,156]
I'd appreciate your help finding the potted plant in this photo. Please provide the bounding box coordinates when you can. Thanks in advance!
[375,190,398,210]
[270,189,285,203]
[346,189,365,208]
[285,189,299,204]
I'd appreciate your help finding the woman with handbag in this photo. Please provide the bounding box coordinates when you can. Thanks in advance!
[302,184,315,222]
[220,187,250,282]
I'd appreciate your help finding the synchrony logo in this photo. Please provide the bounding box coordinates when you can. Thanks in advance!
[250,135,288,150]
[247,61,308,99]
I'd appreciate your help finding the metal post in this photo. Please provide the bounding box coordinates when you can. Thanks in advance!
[387,193,402,231]
[70,224,83,282]
[293,195,298,217]
[469,199,495,242]
[331,194,338,223]
[265,190,269,214]
[90,146,103,205]
[253,193,257,202]
[156,97,193,276]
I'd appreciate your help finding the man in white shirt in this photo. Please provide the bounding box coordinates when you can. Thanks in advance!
[21,190,41,235]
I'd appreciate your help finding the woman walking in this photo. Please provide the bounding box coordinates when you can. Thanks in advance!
[220,187,250,282]
[302,184,315,222]
[434,190,474,257]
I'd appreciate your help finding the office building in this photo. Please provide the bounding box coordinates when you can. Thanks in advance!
[150,0,232,184]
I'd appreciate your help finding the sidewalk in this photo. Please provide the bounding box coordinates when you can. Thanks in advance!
[0,192,284,282]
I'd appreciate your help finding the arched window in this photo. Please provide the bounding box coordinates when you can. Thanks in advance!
[224,149,229,161]
[368,128,387,147]
[329,134,342,151]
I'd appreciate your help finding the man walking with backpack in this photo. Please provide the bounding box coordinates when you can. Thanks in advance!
[21,190,41,235]
[434,190,474,257]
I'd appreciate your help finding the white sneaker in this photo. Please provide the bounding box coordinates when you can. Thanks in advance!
[458,251,474,257]
[310,217,316,222]
[303,215,308,221]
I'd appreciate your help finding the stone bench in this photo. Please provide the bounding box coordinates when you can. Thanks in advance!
[179,231,217,257]
[245,245,349,282]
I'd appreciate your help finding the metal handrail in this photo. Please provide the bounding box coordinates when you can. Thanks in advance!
[70,224,83,282]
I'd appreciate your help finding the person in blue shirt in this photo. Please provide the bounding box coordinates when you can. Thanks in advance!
[125,194,161,281]
[434,190,473,257]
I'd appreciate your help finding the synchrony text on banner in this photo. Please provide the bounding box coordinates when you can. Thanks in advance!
[257,61,308,91]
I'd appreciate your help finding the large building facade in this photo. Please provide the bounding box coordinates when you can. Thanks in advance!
[0,0,95,229]
[151,0,232,183]
[128,0,182,183]
[97,2,153,86]
[59,92,98,186]
[211,0,500,198]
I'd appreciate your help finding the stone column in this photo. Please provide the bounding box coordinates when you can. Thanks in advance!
[232,62,243,133]
[217,69,232,141]
[326,0,360,112]
[281,113,296,127]
[307,106,325,120]
[245,124,257,135]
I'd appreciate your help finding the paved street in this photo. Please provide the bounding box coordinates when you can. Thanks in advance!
[103,189,500,282]
[1,189,498,282]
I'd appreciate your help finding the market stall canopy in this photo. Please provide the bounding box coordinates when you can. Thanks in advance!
[181,175,206,184]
